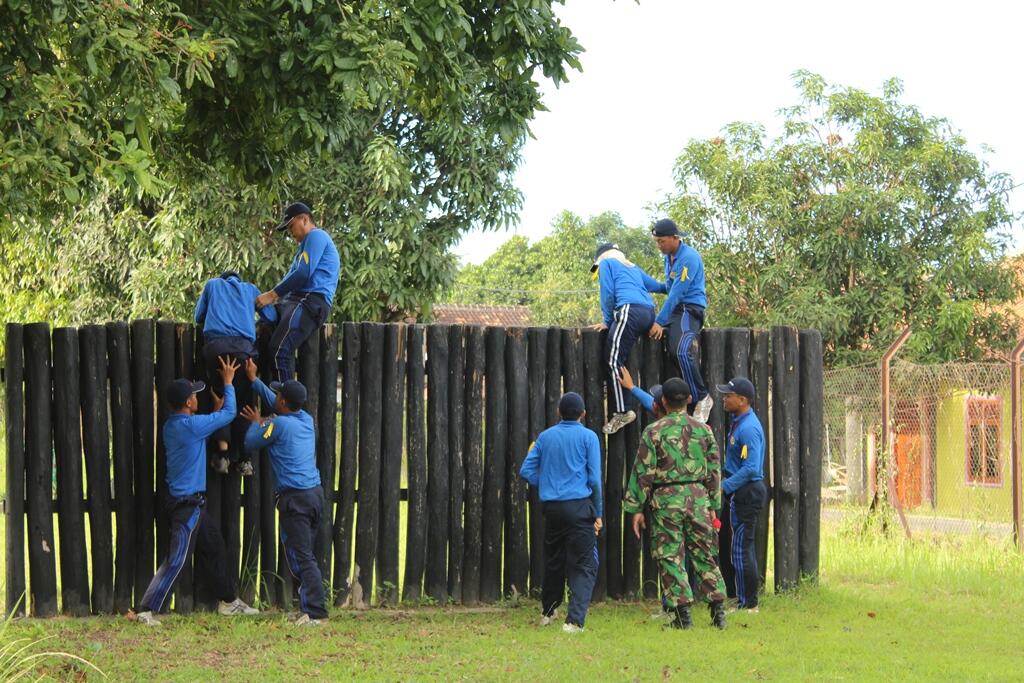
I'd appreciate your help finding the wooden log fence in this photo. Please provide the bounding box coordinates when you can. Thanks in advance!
[2,321,824,616]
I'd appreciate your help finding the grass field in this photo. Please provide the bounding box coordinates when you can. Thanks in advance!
[4,516,1023,682]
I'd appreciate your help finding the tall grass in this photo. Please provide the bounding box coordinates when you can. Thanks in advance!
[0,600,106,681]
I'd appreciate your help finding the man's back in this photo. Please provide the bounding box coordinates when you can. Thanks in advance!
[520,420,602,512]
[195,275,261,342]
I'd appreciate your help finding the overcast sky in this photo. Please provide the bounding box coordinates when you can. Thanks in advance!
[452,0,1024,264]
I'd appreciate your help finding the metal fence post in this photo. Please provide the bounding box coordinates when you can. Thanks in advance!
[1010,336,1024,550]
[880,327,912,539]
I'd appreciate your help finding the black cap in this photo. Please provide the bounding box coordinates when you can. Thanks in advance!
[661,377,691,403]
[220,270,240,280]
[651,218,683,237]
[649,384,663,403]
[716,377,755,401]
[275,202,313,232]
[558,392,586,420]
[590,242,619,273]
[270,379,308,406]
[167,378,206,408]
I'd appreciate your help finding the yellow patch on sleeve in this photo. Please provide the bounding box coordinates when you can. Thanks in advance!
[740,444,748,460]
[679,265,689,282]
[302,251,310,264]
[262,422,274,439]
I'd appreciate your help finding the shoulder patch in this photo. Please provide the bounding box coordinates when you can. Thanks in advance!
[262,421,274,439]
[302,251,310,264]
[740,444,748,460]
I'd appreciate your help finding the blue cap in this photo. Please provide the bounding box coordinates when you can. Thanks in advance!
[167,378,205,408]
[270,379,307,406]
[558,392,586,419]
[590,242,618,273]
[275,202,313,232]
[649,384,663,403]
[651,218,683,237]
[716,377,755,401]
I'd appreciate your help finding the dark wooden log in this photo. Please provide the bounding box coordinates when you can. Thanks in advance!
[718,328,751,599]
[446,325,466,603]
[106,322,135,613]
[544,326,562,426]
[258,447,277,608]
[581,328,607,602]
[295,326,322,596]
[750,330,772,589]
[425,325,450,604]
[402,325,428,604]
[173,323,197,613]
[5,324,26,617]
[220,467,242,602]
[771,326,801,592]
[238,448,261,606]
[334,323,361,605]
[154,321,176,572]
[702,328,731,601]
[561,328,583,395]
[504,328,530,599]
[52,328,90,616]
[354,323,384,607]
[316,324,339,590]
[480,326,507,603]
[377,324,406,606]
[130,319,156,601]
[642,333,664,599]
[79,325,113,614]
[799,329,824,582]
[622,336,648,599]
[460,326,485,604]
[23,323,58,617]
[526,327,548,596]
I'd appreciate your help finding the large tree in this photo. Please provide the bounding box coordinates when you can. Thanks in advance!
[449,211,663,326]
[665,72,1021,364]
[0,0,583,323]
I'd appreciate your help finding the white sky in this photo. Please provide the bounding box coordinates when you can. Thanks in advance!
[453,0,1024,264]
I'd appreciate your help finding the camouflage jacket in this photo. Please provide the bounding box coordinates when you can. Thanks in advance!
[623,410,721,513]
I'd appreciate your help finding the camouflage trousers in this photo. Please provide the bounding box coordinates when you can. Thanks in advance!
[650,487,726,607]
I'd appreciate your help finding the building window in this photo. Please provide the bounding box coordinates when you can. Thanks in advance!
[966,397,1001,486]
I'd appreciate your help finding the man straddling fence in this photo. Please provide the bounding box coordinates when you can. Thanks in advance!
[590,243,659,435]
[240,359,327,626]
[518,392,603,634]
[624,377,728,631]
[195,270,277,476]
[255,202,340,382]
[133,356,259,626]
[716,377,768,612]
[646,218,713,423]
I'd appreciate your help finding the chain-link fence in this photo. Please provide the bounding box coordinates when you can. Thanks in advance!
[824,360,1020,537]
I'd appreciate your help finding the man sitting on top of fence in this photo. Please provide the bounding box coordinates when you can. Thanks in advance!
[133,356,259,626]
[240,358,327,626]
[195,270,277,476]
[255,201,340,382]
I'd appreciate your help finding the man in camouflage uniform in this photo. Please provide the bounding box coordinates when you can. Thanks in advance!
[624,377,728,630]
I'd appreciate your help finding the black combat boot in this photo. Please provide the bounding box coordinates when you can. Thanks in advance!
[666,604,693,630]
[710,600,727,630]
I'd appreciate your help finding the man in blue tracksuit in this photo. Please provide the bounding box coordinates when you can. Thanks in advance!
[195,271,277,475]
[134,357,259,626]
[647,218,713,424]
[716,377,767,611]
[590,243,661,435]
[256,202,340,381]
[519,392,603,633]
[240,360,326,625]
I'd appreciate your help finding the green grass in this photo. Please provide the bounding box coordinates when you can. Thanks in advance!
[5,519,1023,682]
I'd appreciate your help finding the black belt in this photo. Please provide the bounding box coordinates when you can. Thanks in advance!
[652,480,700,491]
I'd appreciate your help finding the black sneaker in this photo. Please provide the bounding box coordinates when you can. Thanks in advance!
[710,601,727,630]
[665,604,692,630]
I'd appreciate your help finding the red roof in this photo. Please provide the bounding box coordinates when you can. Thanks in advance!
[432,304,530,327]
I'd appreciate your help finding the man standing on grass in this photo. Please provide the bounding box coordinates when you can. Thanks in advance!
[646,218,713,423]
[624,377,728,631]
[256,201,340,382]
[133,356,259,626]
[240,359,327,626]
[717,377,768,612]
[519,392,603,634]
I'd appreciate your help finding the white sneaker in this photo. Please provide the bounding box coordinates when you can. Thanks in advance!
[649,610,669,620]
[540,611,557,626]
[136,610,161,627]
[293,613,325,627]
[694,395,714,423]
[602,410,636,435]
[218,598,259,616]
[562,622,584,634]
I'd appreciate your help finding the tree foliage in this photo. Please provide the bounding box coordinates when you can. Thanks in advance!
[664,71,1021,364]
[0,0,583,323]
[448,211,663,326]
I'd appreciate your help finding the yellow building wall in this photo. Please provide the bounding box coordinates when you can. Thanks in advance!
[934,389,1013,522]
